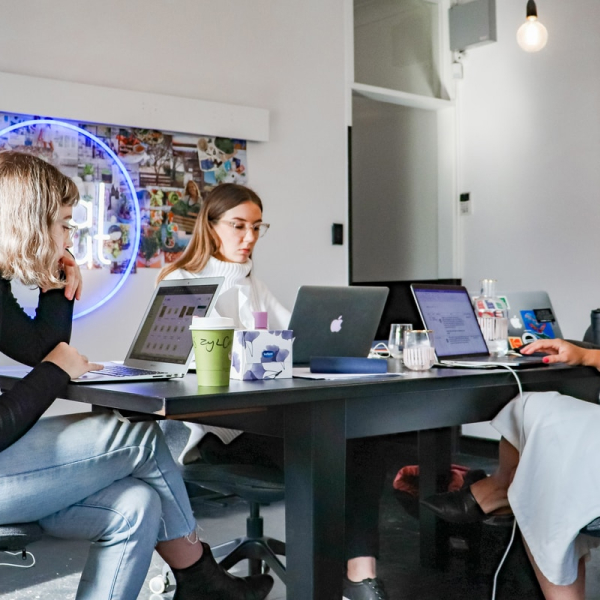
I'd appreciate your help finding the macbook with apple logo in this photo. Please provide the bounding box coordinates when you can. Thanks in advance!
[499,290,563,349]
[288,285,389,366]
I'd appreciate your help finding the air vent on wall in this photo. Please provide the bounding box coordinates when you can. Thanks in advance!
[449,0,497,51]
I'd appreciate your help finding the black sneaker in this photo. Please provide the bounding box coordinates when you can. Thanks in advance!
[343,576,388,600]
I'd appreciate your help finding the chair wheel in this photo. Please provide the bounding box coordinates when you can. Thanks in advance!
[149,564,175,594]
[149,576,167,594]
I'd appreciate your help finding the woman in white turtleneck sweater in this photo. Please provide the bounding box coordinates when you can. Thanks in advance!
[159,184,288,446]
[157,184,390,600]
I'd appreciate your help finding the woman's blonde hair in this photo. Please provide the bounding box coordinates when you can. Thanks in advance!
[0,151,79,289]
[158,183,263,282]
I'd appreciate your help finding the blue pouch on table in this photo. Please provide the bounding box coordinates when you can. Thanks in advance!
[309,356,387,374]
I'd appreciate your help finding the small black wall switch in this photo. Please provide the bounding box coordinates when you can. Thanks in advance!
[332,223,344,245]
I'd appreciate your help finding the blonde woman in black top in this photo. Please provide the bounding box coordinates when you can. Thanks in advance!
[0,152,272,600]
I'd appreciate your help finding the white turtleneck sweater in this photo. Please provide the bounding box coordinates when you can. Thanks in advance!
[165,257,291,457]
[165,256,290,330]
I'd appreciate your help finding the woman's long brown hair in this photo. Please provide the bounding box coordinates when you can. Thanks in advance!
[157,183,263,282]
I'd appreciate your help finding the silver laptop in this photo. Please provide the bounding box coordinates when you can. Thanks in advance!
[75,277,223,383]
[500,290,563,348]
[411,283,546,368]
[289,285,389,366]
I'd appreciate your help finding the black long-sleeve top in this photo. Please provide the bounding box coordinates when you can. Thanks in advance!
[0,277,72,452]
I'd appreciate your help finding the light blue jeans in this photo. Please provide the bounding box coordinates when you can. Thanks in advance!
[0,413,197,600]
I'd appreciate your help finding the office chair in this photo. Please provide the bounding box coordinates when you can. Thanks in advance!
[0,522,42,568]
[181,462,286,582]
[158,421,286,584]
[148,461,286,595]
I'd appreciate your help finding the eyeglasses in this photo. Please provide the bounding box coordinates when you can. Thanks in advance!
[62,222,78,241]
[215,220,270,238]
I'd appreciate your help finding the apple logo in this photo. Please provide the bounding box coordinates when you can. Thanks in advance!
[330,315,343,333]
[510,315,523,330]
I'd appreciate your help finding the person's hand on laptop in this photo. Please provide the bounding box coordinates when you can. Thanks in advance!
[43,342,103,379]
[520,339,588,366]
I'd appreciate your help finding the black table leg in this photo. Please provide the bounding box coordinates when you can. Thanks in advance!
[418,427,452,568]
[284,399,346,600]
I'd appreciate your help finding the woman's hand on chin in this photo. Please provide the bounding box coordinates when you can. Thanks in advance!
[59,249,83,301]
[43,342,103,379]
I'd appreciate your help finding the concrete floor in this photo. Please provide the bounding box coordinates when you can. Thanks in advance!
[3,437,600,599]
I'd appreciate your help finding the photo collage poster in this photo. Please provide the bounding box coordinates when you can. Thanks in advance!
[0,112,249,272]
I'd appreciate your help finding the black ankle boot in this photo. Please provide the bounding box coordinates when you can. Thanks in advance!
[172,542,274,600]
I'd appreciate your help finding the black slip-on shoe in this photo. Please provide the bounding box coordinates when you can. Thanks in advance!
[343,576,388,600]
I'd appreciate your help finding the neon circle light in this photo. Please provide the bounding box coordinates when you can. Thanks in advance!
[0,119,141,319]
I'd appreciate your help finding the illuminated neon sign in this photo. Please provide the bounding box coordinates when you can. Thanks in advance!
[0,119,141,319]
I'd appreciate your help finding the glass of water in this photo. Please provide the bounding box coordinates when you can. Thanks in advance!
[477,316,509,357]
[403,330,436,371]
[388,323,413,360]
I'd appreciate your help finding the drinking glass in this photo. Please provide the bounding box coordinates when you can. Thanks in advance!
[477,316,509,357]
[403,330,436,371]
[388,323,413,360]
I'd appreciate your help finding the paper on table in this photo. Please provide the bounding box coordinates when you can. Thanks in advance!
[292,367,404,380]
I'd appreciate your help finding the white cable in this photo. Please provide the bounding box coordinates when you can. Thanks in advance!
[369,342,390,358]
[0,550,36,568]
[491,518,517,600]
[482,363,528,600]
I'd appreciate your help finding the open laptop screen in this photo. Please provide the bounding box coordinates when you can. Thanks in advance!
[351,279,462,340]
[128,283,220,365]
[412,285,489,359]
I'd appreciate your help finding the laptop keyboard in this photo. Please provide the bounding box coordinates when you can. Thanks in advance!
[90,365,167,377]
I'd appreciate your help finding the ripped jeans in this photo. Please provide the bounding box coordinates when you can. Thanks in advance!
[0,413,196,600]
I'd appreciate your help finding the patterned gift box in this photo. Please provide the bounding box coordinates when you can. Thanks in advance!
[230,330,294,380]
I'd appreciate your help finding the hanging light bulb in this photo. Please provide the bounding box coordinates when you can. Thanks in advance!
[517,0,548,52]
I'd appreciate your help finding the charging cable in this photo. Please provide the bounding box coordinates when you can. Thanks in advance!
[482,363,528,600]
[368,342,390,358]
[0,550,36,568]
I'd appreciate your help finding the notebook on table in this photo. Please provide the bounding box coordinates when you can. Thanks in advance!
[74,277,223,383]
[410,283,546,368]
[289,285,389,367]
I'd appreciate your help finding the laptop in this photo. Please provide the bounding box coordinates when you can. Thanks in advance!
[351,279,461,341]
[289,285,389,366]
[75,277,223,383]
[500,290,563,348]
[410,283,546,368]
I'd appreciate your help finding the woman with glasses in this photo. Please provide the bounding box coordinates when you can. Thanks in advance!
[159,183,285,331]
[0,152,273,600]
[158,183,390,600]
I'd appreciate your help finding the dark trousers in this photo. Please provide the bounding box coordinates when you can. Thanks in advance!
[199,432,386,560]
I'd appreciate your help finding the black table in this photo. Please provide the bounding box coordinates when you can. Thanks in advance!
[1,364,599,599]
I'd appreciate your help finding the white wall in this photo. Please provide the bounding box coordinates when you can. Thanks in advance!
[0,0,349,363]
[458,0,600,339]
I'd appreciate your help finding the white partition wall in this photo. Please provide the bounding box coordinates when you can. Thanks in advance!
[0,0,349,367]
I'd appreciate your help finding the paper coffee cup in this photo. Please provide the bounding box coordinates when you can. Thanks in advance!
[189,317,235,386]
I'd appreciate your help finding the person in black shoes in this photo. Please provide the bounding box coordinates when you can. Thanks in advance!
[159,183,390,599]
[421,338,600,600]
[0,152,273,600]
